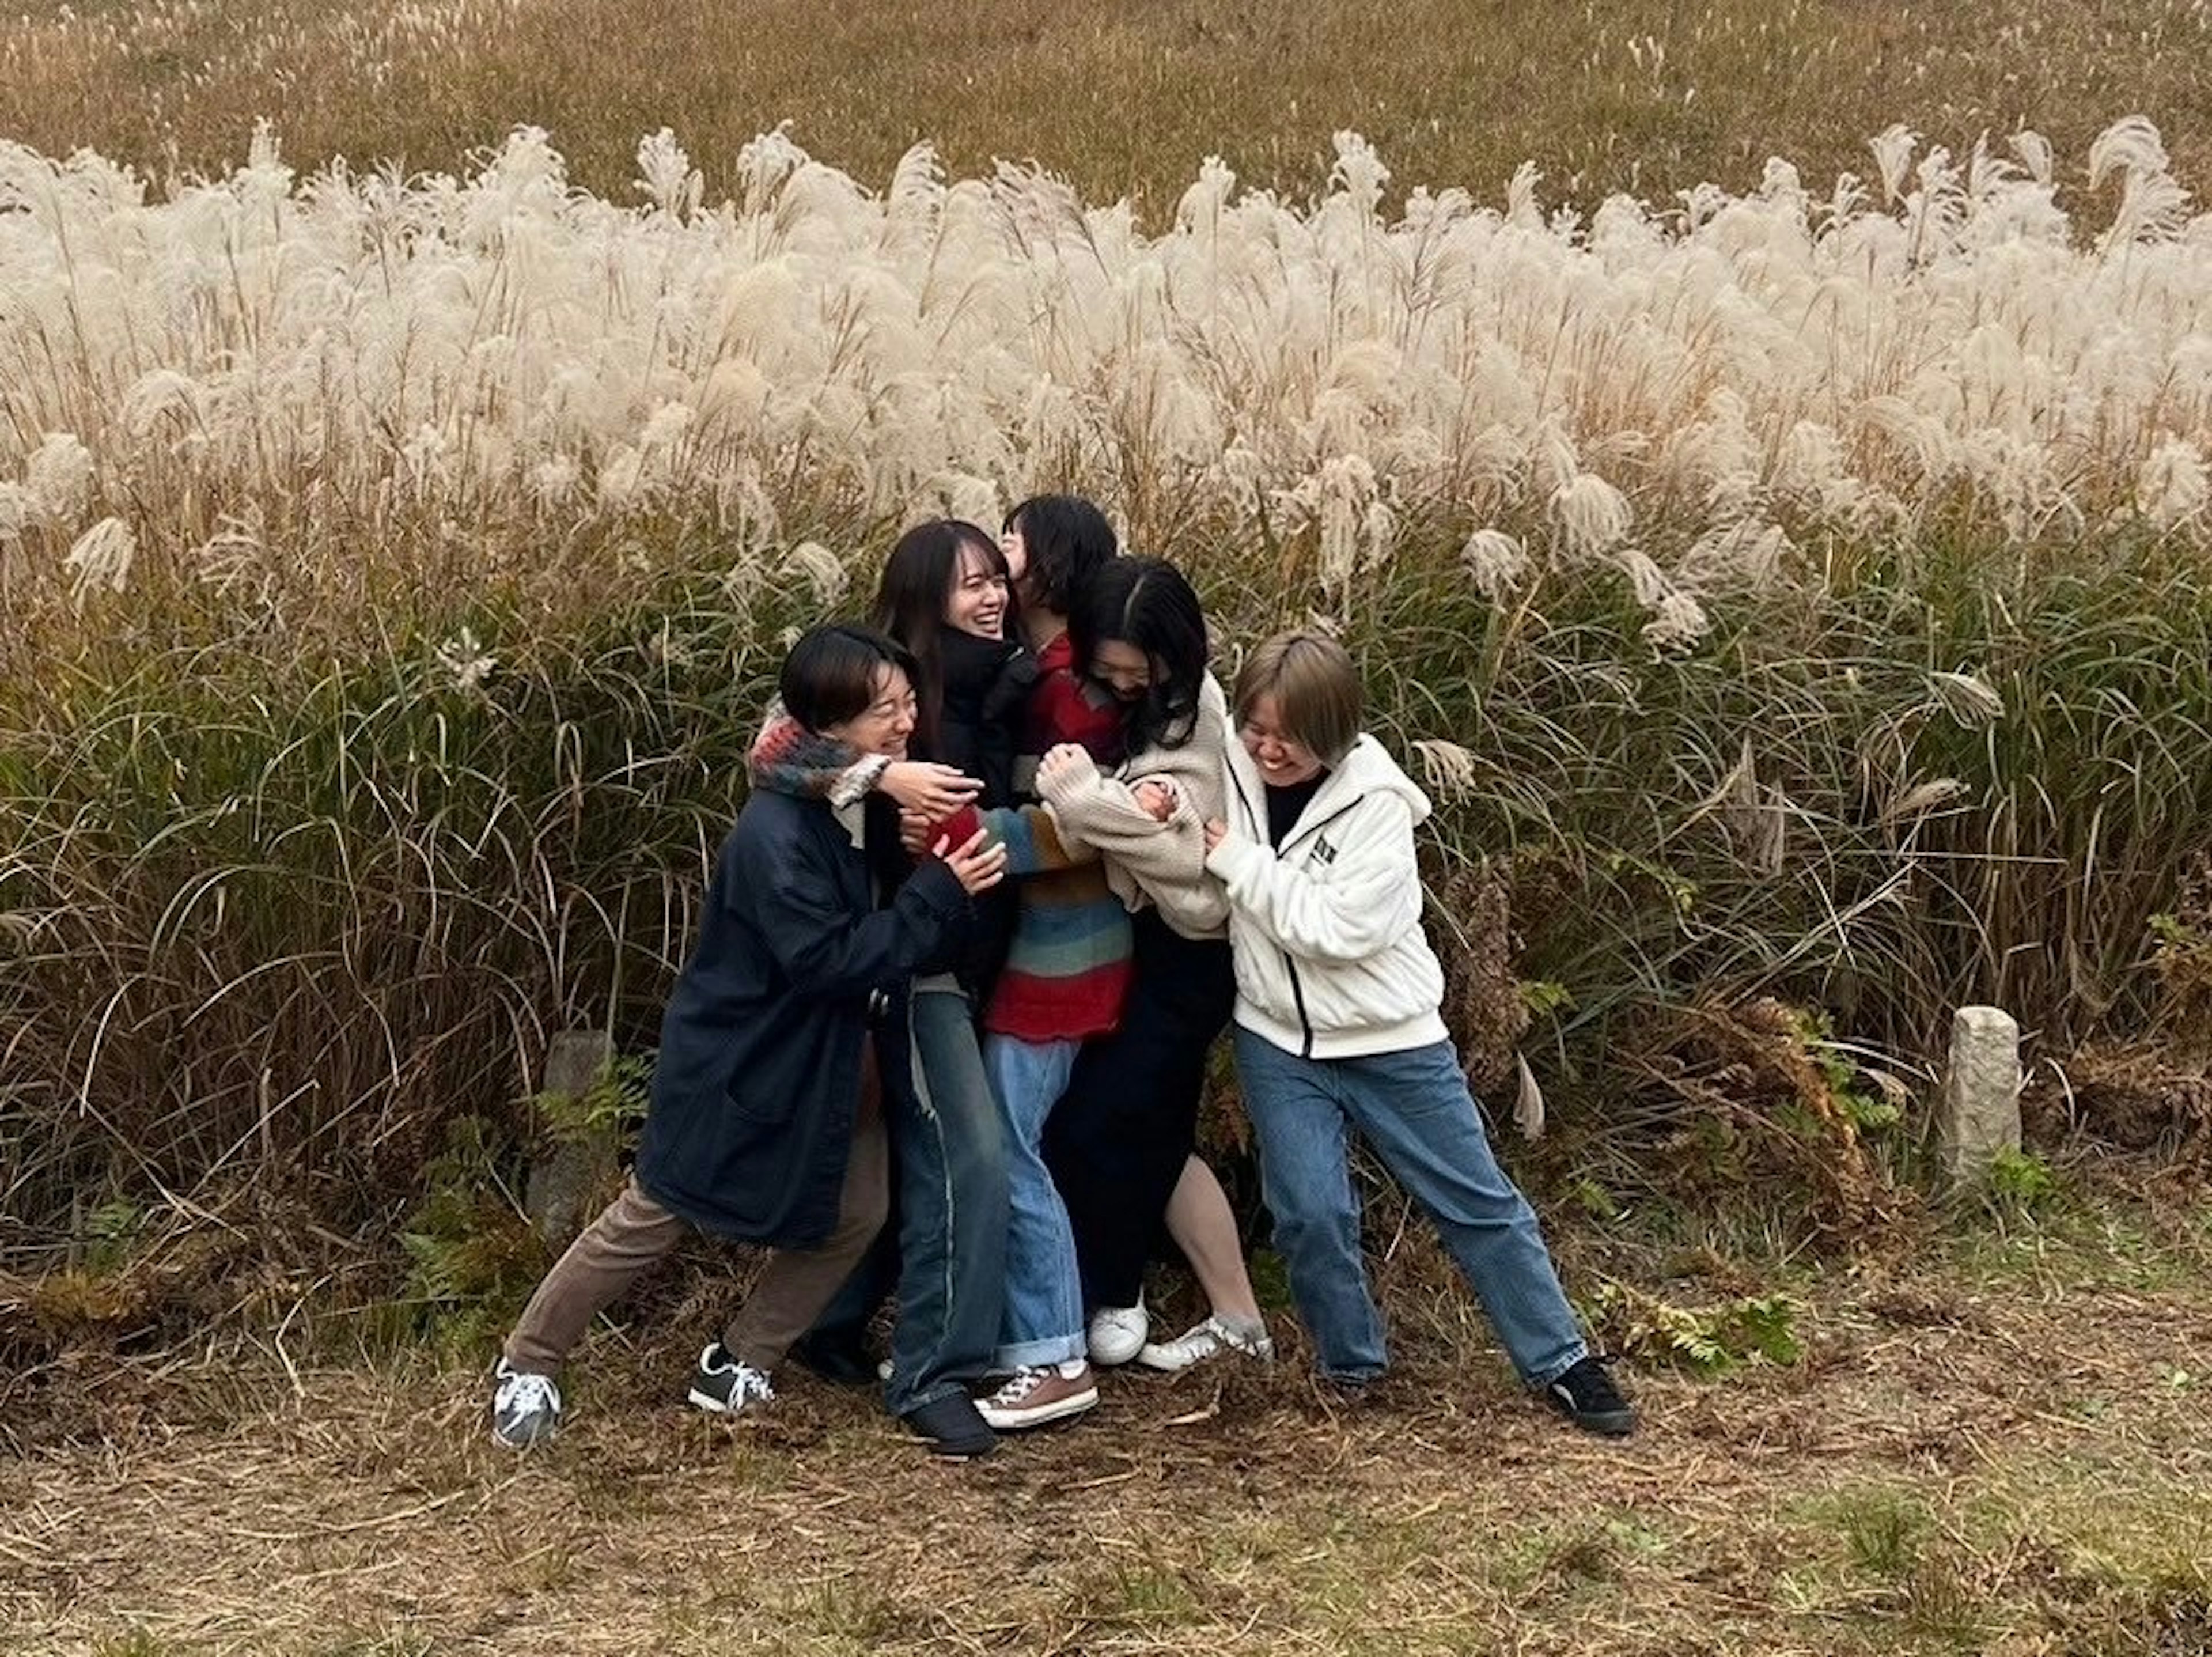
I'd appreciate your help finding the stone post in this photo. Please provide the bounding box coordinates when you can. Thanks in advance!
[524,1030,616,1250]
[1940,1005,2021,1181]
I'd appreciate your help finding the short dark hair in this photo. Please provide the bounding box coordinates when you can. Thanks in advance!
[870,519,1010,755]
[1068,555,1209,754]
[781,623,916,734]
[1005,494,1116,615]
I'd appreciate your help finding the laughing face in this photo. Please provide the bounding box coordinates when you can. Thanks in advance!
[945,540,1009,640]
[1240,693,1325,786]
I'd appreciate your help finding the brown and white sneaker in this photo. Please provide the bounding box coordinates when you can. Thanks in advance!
[976,1361,1098,1430]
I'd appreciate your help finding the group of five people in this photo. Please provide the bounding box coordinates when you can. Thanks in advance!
[490,497,1637,1458]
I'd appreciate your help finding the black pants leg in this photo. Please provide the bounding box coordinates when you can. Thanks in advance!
[1044,912,1236,1310]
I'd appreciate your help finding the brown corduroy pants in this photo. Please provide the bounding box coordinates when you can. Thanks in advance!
[503,1051,887,1377]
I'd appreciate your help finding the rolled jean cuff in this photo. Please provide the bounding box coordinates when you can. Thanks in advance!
[889,1376,970,1413]
[1527,1344,1591,1389]
[994,1333,1085,1370]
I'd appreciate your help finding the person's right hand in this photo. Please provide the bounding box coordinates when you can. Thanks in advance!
[880,761,982,821]
[934,828,1009,895]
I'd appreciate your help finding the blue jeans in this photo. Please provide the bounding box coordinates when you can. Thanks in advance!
[1234,1028,1588,1387]
[814,986,1010,1414]
[983,1032,1085,1368]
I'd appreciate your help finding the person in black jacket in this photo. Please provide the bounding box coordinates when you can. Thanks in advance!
[490,623,1007,1450]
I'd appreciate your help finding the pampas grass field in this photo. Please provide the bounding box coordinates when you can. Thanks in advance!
[7,0,2212,1254]
[8,1,2212,1652]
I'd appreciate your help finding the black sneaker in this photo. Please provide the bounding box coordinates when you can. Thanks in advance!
[687,1343,775,1416]
[1542,1355,1637,1437]
[901,1392,998,1459]
[790,1331,878,1388]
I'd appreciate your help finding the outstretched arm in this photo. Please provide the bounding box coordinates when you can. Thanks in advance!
[749,702,980,818]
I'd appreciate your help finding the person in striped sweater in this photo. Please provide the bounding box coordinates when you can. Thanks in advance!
[943,501,1132,1428]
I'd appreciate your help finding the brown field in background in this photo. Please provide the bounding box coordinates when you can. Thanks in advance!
[3,0,2210,210]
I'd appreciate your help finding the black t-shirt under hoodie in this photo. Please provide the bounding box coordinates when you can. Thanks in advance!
[1265,772,1328,848]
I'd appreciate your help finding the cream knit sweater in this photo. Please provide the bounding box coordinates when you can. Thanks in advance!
[1033,674,1233,941]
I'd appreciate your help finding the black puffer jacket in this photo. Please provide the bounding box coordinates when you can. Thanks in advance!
[933,631,1037,811]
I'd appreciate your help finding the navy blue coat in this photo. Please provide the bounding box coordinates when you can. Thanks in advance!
[634,789,972,1247]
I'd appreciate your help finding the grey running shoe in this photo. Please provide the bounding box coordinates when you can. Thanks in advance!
[1135,1315,1276,1372]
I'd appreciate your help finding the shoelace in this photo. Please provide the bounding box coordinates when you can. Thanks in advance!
[736,1367,775,1403]
[1151,1318,1271,1367]
[989,1367,1048,1405]
[706,1355,776,1403]
[1171,1322,1229,1361]
[498,1369,559,1416]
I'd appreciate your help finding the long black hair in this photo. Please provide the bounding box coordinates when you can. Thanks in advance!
[1005,494,1116,615]
[869,518,1010,756]
[1067,555,1209,754]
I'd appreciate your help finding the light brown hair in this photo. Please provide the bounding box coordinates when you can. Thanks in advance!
[1232,631,1363,765]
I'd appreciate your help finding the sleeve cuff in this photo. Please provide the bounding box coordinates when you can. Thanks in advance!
[1036,752,1100,811]
[1206,837,1258,883]
[831,754,891,809]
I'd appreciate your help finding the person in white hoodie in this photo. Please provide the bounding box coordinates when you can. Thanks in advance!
[1202,631,1635,1436]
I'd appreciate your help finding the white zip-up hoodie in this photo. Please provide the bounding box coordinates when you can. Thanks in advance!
[1207,731,1449,1060]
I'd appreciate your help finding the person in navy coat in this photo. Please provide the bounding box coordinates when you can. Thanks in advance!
[489,623,1008,1448]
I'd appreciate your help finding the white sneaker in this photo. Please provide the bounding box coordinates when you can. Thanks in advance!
[491,1359,562,1448]
[1087,1302,1149,1367]
[1135,1315,1276,1373]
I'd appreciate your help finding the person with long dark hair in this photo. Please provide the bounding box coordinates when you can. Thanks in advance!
[745,521,1033,1458]
[754,498,1135,1437]
[963,557,1271,1430]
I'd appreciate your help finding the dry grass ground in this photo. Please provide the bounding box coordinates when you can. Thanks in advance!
[2,0,2210,213]
[9,1186,2212,1657]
